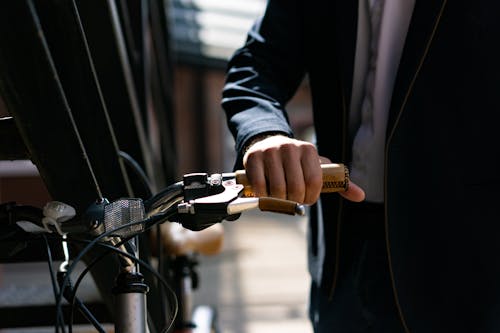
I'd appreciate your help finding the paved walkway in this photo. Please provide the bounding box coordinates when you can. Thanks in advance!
[193,210,314,333]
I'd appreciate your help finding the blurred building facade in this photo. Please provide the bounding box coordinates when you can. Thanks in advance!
[168,0,314,176]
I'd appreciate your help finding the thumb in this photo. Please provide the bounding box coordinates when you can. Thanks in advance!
[340,181,366,202]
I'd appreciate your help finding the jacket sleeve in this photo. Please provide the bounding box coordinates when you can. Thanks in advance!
[221,0,307,169]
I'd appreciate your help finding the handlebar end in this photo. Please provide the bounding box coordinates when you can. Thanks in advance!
[295,204,306,216]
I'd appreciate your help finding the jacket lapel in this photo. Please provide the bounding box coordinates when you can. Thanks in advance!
[386,0,448,137]
[335,0,358,107]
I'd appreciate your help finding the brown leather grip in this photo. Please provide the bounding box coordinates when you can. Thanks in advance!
[235,163,349,197]
[258,197,302,215]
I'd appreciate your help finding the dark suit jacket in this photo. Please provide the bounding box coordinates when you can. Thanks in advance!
[222,1,500,332]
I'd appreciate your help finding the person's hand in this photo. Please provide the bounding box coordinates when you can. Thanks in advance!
[243,135,365,205]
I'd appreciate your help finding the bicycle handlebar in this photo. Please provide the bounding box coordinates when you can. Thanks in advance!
[171,163,349,231]
[1,163,350,235]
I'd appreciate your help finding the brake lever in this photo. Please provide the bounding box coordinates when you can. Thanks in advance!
[175,172,305,231]
[175,173,242,231]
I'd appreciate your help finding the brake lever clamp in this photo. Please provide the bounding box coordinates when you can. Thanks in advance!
[176,172,244,231]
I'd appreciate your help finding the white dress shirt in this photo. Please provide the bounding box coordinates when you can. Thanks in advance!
[349,0,415,202]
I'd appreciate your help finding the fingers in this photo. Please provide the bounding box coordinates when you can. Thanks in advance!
[243,151,268,197]
[299,148,323,204]
[243,136,322,204]
[243,135,366,204]
[318,156,332,164]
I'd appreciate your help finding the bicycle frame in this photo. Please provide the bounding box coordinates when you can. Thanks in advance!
[0,158,348,332]
[0,1,178,330]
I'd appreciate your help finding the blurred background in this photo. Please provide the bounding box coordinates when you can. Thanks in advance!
[154,3,316,329]
[0,0,315,332]
[167,0,314,176]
